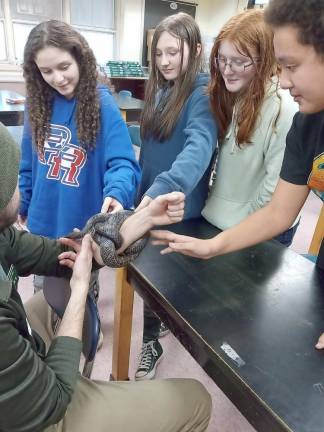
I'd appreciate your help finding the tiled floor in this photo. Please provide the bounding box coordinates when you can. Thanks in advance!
[18,191,321,432]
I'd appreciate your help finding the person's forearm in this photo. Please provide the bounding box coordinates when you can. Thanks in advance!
[209,204,291,256]
[118,206,153,253]
[56,286,87,340]
[211,181,310,257]
[56,235,93,340]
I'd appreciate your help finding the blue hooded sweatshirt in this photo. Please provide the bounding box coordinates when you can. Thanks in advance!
[19,85,141,238]
[137,73,217,219]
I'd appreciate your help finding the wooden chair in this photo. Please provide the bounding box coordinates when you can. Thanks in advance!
[127,123,141,148]
[111,267,134,381]
[308,203,324,256]
[119,90,132,98]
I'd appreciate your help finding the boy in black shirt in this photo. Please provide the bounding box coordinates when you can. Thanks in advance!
[151,0,324,348]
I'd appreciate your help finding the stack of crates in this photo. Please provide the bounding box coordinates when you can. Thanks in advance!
[105,61,145,77]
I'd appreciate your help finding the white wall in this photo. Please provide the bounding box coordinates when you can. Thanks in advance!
[196,0,247,65]
[118,0,247,63]
[196,0,243,39]
[117,0,144,62]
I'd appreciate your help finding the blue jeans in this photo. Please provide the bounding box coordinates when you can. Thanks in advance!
[274,219,300,247]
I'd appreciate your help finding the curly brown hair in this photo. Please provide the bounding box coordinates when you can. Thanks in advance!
[23,20,102,154]
[141,12,203,141]
[209,9,278,145]
[265,0,324,56]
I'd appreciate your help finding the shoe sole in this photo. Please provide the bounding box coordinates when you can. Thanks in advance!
[97,330,104,351]
[135,354,163,381]
[159,329,170,338]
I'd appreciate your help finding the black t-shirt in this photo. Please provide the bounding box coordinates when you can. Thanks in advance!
[280,110,324,266]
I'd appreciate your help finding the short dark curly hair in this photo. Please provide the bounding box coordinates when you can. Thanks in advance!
[265,0,324,56]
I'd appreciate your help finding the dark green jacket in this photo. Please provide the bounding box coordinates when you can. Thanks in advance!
[0,226,82,432]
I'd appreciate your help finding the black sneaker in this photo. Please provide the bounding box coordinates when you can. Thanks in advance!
[135,340,163,380]
[159,321,170,338]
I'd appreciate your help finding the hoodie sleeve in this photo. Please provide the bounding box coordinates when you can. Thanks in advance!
[249,91,298,213]
[3,226,71,277]
[0,322,82,432]
[144,86,217,199]
[0,228,81,432]
[99,91,141,209]
[19,112,33,217]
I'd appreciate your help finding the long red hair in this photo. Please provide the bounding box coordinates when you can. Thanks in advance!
[209,9,278,145]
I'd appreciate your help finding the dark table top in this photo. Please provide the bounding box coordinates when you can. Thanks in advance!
[0,91,142,120]
[128,218,324,432]
[0,91,25,126]
[0,90,25,113]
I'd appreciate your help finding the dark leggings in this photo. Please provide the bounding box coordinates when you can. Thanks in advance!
[143,303,161,343]
[274,219,300,247]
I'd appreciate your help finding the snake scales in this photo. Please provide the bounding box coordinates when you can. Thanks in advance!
[67,210,148,268]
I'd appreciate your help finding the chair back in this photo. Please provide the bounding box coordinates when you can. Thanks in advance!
[83,291,101,363]
[43,276,70,317]
[127,123,141,148]
[119,90,132,98]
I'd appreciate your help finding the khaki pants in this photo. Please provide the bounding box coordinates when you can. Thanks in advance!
[25,292,212,432]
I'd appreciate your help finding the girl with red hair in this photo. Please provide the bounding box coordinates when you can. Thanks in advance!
[202,9,298,245]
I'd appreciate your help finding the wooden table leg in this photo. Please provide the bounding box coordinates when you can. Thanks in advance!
[309,204,324,255]
[110,266,134,381]
[120,109,126,121]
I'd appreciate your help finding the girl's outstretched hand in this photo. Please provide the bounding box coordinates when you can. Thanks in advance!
[315,332,324,349]
[150,229,215,259]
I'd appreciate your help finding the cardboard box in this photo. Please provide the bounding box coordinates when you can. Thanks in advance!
[147,28,155,62]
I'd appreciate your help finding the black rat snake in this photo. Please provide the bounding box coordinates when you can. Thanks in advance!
[67,210,148,268]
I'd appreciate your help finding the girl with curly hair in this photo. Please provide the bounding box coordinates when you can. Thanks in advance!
[18,20,140,296]
[202,9,298,246]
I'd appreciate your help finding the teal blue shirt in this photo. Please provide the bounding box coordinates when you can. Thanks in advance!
[138,73,218,219]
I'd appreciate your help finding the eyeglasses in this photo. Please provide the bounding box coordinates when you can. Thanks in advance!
[215,56,257,74]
